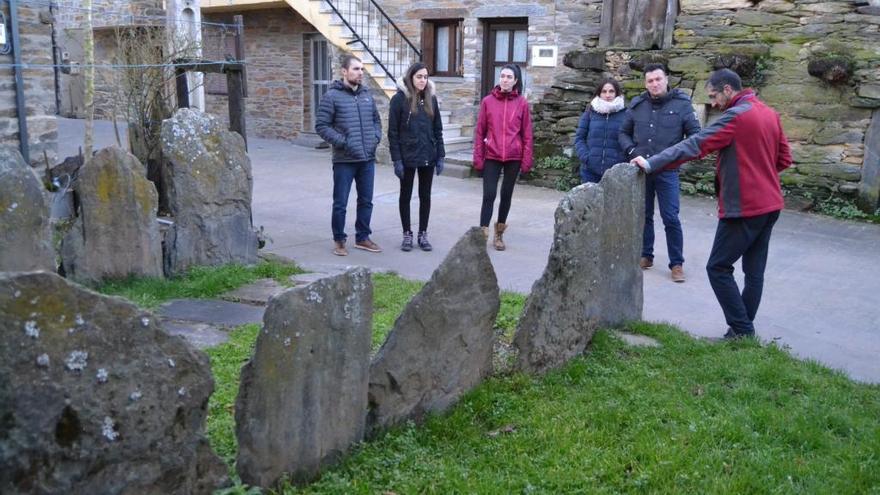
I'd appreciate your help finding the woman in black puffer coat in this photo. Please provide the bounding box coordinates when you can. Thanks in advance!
[388,62,445,252]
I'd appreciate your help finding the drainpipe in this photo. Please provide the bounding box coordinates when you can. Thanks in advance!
[49,1,61,116]
[10,0,30,163]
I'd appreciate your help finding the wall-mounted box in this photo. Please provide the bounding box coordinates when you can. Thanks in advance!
[531,45,557,67]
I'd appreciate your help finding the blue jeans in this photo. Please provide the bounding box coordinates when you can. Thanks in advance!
[332,160,374,243]
[643,169,684,268]
[706,210,779,335]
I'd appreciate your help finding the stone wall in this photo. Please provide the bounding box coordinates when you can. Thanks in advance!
[0,3,58,165]
[532,0,880,209]
[203,9,312,141]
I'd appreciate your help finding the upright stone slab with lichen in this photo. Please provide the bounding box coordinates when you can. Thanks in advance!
[235,267,372,487]
[0,271,228,494]
[514,164,643,374]
[367,227,499,433]
[0,145,54,272]
[161,108,259,274]
[60,146,163,282]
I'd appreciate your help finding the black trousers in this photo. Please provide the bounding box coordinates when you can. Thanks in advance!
[706,210,780,335]
[480,159,520,227]
[399,166,434,233]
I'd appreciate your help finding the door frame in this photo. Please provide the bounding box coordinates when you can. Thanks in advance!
[480,17,528,98]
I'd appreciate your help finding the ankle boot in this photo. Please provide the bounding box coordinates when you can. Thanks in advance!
[481,226,489,240]
[494,222,507,251]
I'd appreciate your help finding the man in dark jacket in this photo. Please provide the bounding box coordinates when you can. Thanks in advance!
[620,63,701,282]
[315,54,383,256]
[631,69,792,340]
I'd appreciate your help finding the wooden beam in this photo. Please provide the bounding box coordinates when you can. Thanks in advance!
[227,69,247,150]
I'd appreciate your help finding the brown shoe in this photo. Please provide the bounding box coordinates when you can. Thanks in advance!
[354,238,382,253]
[639,257,653,269]
[671,265,685,283]
[333,240,348,256]
[493,222,507,251]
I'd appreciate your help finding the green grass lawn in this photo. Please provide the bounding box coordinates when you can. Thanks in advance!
[96,260,302,309]
[201,273,880,495]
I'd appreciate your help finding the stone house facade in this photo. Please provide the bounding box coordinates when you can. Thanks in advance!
[196,0,879,211]
[0,2,57,165]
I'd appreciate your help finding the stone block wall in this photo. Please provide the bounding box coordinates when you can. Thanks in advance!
[532,0,880,208]
[0,3,58,166]
[202,9,312,141]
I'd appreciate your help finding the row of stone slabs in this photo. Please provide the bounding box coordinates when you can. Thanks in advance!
[1,164,658,492]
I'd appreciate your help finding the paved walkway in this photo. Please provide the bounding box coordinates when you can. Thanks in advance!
[58,119,880,383]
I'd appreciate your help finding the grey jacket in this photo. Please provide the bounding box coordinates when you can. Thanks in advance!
[315,80,382,163]
[619,88,701,164]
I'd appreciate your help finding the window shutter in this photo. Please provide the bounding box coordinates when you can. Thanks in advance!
[421,21,435,74]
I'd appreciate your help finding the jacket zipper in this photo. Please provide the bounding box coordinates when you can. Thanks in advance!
[355,94,366,156]
[601,113,608,165]
[502,97,508,161]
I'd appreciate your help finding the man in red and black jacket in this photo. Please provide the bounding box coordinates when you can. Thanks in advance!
[632,68,792,340]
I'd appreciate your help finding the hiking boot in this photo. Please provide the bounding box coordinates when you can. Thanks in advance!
[333,240,348,256]
[721,327,755,341]
[417,231,432,251]
[354,238,382,253]
[481,226,490,240]
[639,257,653,269]
[401,231,413,252]
[671,265,685,283]
[493,222,507,251]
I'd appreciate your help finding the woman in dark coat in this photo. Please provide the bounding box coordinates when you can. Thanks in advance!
[388,62,445,252]
[574,77,626,183]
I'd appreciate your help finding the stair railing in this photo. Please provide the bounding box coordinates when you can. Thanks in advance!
[323,0,421,85]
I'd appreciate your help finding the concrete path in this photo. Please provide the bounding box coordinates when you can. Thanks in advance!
[57,119,880,383]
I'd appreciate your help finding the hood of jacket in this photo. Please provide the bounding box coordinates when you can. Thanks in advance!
[490,85,521,100]
[725,88,756,110]
[590,95,625,114]
[396,79,436,97]
[628,87,691,109]
[330,79,367,94]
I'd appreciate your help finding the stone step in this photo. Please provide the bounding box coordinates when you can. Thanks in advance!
[440,110,451,125]
[441,162,473,179]
[445,149,474,166]
[442,124,462,138]
[444,135,473,152]
[158,299,265,328]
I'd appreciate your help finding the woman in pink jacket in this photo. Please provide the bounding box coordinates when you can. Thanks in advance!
[473,64,534,251]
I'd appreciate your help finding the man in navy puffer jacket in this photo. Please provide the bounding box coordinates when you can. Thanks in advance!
[620,63,701,282]
[316,54,383,256]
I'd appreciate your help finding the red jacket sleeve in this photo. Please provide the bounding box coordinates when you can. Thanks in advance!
[473,98,488,171]
[649,111,738,172]
[776,115,792,172]
[520,98,534,173]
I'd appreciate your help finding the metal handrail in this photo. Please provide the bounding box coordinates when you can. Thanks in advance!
[323,0,421,85]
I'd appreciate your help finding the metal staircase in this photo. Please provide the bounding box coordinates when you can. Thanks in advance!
[284,0,420,98]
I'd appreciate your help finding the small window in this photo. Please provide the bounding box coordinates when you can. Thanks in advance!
[421,19,463,77]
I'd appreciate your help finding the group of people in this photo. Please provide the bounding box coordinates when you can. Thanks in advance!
[316,54,791,341]
[316,55,532,256]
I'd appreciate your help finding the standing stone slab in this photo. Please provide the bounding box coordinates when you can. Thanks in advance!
[161,108,258,274]
[368,227,499,432]
[60,146,163,282]
[235,267,372,487]
[0,272,228,495]
[858,109,880,211]
[514,164,644,374]
[0,145,54,272]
